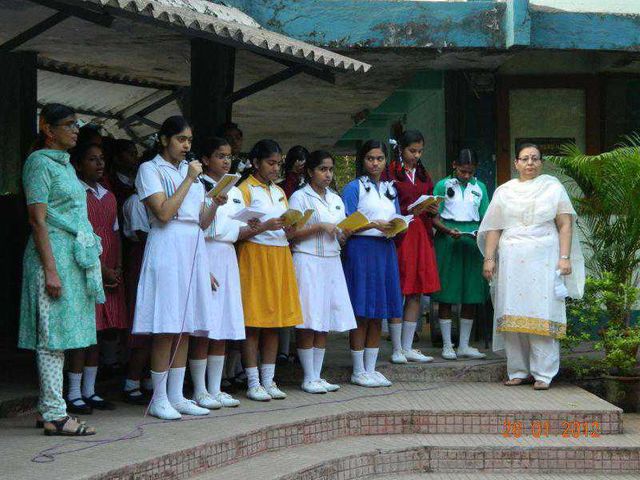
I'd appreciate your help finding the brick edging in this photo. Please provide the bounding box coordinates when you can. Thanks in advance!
[277,445,640,479]
[88,408,623,480]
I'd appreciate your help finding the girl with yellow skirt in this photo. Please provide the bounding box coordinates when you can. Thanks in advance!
[237,139,303,401]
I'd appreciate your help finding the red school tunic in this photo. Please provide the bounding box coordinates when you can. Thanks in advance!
[383,162,440,295]
[278,171,303,199]
[83,181,129,330]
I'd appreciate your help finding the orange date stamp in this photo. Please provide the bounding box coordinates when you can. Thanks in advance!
[501,420,601,438]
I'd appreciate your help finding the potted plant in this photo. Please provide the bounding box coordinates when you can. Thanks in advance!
[551,137,640,411]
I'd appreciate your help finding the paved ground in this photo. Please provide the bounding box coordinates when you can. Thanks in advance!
[384,475,640,480]
[0,382,625,480]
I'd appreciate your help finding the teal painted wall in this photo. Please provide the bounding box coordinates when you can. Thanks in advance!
[336,71,447,182]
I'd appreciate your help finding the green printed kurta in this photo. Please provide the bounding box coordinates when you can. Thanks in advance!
[19,150,97,351]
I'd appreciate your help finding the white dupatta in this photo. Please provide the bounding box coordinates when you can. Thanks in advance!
[477,175,585,351]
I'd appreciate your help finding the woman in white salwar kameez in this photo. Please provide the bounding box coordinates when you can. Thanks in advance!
[478,143,585,390]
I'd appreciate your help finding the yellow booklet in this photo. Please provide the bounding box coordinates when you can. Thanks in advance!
[207,173,241,198]
[384,214,413,238]
[407,195,444,215]
[336,211,371,232]
[281,209,314,228]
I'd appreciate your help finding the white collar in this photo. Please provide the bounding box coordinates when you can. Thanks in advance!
[302,183,330,203]
[116,171,134,187]
[80,180,109,200]
[202,174,218,185]
[152,154,184,171]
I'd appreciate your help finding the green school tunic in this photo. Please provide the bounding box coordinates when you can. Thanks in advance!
[432,176,489,305]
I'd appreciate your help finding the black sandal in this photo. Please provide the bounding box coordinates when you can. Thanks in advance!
[83,394,115,410]
[66,398,93,414]
[123,389,149,406]
[43,416,96,436]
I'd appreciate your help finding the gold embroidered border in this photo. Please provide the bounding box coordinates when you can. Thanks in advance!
[496,315,566,339]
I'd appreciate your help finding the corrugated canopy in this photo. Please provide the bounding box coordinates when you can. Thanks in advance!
[69,0,370,73]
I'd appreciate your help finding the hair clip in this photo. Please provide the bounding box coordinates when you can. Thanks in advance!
[389,139,398,148]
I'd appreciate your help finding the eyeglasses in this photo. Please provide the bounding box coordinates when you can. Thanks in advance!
[54,120,84,132]
[516,155,542,163]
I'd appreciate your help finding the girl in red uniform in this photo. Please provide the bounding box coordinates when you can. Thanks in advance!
[66,143,128,412]
[384,130,440,364]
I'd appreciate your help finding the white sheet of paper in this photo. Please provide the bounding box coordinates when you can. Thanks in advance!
[230,207,266,223]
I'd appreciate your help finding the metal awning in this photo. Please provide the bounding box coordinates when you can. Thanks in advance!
[57,0,371,73]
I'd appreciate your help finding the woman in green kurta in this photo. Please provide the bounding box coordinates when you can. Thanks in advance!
[432,149,490,361]
[20,104,103,436]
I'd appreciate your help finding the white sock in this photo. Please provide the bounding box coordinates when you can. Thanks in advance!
[364,347,379,374]
[401,321,418,352]
[389,323,402,354]
[67,372,83,402]
[439,319,453,347]
[81,366,102,400]
[150,370,169,403]
[313,348,325,381]
[206,355,225,395]
[101,339,119,365]
[124,378,142,396]
[351,350,365,375]
[297,348,315,384]
[260,363,276,388]
[167,367,186,405]
[246,366,260,389]
[459,318,474,350]
[189,359,207,396]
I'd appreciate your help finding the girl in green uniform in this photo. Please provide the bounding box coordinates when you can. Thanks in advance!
[432,149,489,360]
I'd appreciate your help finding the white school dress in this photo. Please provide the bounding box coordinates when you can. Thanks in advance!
[201,175,246,340]
[289,184,356,333]
[132,154,213,335]
[122,193,150,241]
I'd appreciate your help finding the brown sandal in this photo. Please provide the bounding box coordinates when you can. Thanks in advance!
[533,381,550,390]
[504,377,534,386]
[43,416,96,436]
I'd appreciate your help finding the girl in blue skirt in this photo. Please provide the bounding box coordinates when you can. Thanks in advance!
[342,140,403,388]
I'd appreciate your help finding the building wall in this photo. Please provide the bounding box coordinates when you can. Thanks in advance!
[336,71,448,183]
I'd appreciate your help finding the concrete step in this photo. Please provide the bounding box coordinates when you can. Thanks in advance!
[359,474,640,480]
[193,426,640,479]
[0,383,625,480]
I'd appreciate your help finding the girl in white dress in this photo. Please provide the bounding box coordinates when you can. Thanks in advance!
[189,137,260,409]
[133,117,226,420]
[479,143,584,390]
[288,151,357,394]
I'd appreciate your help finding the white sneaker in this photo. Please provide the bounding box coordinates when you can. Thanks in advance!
[194,391,222,410]
[148,398,182,420]
[318,379,340,392]
[172,399,210,416]
[350,372,379,388]
[457,346,487,359]
[402,349,434,363]
[213,391,240,407]
[390,351,408,364]
[372,371,392,387]
[265,382,287,399]
[246,385,271,402]
[301,380,327,394]
[442,344,457,360]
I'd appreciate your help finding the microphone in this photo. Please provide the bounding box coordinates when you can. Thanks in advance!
[185,152,205,183]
